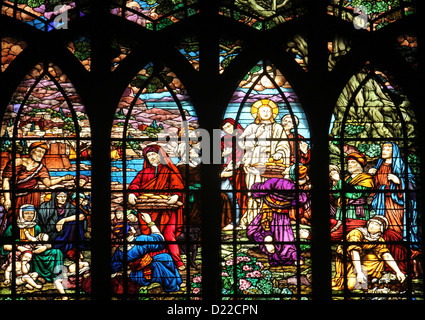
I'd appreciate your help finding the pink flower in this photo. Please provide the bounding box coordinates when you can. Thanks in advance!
[236,256,250,264]
[192,287,201,294]
[255,261,264,269]
[238,279,252,291]
[243,265,253,271]
[246,270,262,278]
[192,275,202,283]
[225,258,234,266]
[221,272,230,277]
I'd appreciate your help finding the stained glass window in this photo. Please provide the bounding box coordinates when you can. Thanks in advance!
[327,0,416,31]
[110,0,199,30]
[395,33,418,70]
[0,62,92,300]
[221,60,312,300]
[327,35,351,72]
[219,0,307,31]
[176,35,200,71]
[219,36,245,74]
[1,0,89,32]
[66,36,91,72]
[110,62,201,299]
[285,34,308,72]
[329,63,422,300]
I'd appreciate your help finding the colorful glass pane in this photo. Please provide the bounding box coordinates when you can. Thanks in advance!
[0,62,92,300]
[327,0,416,31]
[110,0,199,31]
[221,60,312,300]
[395,34,418,70]
[176,35,200,71]
[219,0,307,31]
[110,62,201,299]
[67,36,91,72]
[111,39,135,72]
[286,34,308,72]
[329,64,422,300]
[1,37,28,72]
[328,35,351,72]
[1,0,88,32]
[219,36,244,74]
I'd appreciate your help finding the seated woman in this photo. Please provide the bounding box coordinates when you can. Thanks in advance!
[111,212,183,293]
[37,191,87,255]
[1,204,63,283]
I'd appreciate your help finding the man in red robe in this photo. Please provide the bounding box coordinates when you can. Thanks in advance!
[127,144,185,270]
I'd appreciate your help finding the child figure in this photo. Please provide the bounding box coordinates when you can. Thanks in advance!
[54,249,91,300]
[4,251,42,290]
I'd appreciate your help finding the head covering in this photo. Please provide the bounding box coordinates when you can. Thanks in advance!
[17,204,37,229]
[346,152,367,167]
[222,118,244,136]
[329,164,340,173]
[142,144,182,178]
[142,144,161,158]
[29,142,49,152]
[368,215,389,231]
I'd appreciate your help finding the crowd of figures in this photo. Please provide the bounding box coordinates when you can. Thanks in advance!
[0,100,422,299]
[0,142,91,299]
[217,98,422,296]
[330,143,423,293]
[220,99,312,269]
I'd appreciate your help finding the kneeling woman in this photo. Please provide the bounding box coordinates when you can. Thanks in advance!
[111,212,183,293]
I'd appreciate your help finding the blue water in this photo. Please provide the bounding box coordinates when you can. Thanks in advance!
[48,161,91,178]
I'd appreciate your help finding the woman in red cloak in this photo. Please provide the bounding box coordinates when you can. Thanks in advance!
[127,144,185,270]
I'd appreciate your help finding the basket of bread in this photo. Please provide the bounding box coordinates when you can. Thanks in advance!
[134,193,183,210]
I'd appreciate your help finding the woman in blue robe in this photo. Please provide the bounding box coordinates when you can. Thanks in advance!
[370,142,421,250]
[111,212,182,293]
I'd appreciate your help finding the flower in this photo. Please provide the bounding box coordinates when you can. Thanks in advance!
[243,265,253,271]
[221,272,230,277]
[192,287,201,294]
[238,279,252,291]
[236,256,250,264]
[192,275,202,283]
[246,270,262,278]
[225,258,234,266]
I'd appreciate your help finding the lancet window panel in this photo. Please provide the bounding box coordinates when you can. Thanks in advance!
[110,62,202,300]
[0,62,92,301]
[220,59,312,300]
[329,64,423,300]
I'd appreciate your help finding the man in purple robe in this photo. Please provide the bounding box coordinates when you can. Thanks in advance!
[247,177,307,266]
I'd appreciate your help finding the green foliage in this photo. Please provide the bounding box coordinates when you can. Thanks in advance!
[27,0,45,8]
[344,124,364,135]
[349,0,401,14]
[74,40,91,61]
[243,65,262,80]
[358,142,381,158]
[221,56,236,69]
[130,75,149,89]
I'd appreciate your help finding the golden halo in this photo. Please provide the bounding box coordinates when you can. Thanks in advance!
[251,99,279,118]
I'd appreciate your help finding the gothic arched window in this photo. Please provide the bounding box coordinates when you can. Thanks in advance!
[0,62,92,300]
[110,62,202,299]
[329,63,423,300]
[221,59,312,299]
